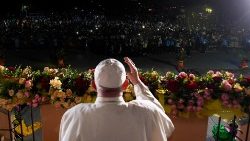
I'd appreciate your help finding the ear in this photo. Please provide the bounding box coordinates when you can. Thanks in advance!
[91,80,97,91]
[122,79,129,91]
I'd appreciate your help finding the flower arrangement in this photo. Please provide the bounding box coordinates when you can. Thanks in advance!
[0,65,94,111]
[158,71,250,118]
[0,64,249,119]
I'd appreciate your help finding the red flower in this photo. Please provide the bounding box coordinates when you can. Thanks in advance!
[74,76,90,96]
[166,80,180,93]
[7,66,15,71]
[186,81,198,90]
[212,76,222,82]
[40,77,50,90]
[245,76,250,83]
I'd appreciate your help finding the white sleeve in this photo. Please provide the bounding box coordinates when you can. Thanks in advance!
[152,108,175,140]
[133,82,165,112]
[59,109,78,141]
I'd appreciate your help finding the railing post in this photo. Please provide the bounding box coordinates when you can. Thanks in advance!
[30,105,35,141]
[216,116,221,141]
[7,111,13,141]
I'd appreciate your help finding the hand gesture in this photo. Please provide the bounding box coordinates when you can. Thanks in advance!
[124,57,141,85]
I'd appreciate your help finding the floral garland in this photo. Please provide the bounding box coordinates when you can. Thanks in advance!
[0,65,250,118]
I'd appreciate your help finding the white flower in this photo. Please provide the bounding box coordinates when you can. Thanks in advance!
[50,77,62,89]
[22,66,31,76]
[8,89,15,97]
[44,67,50,72]
[0,65,5,72]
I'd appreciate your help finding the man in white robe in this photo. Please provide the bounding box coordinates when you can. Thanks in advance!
[59,57,174,141]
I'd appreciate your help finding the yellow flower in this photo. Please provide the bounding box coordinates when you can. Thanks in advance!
[0,65,5,72]
[57,91,66,98]
[16,90,24,99]
[75,97,82,104]
[233,83,243,92]
[62,102,70,108]
[66,89,73,97]
[124,93,134,102]
[49,77,62,89]
[19,78,26,84]
[53,90,59,96]
[0,98,8,105]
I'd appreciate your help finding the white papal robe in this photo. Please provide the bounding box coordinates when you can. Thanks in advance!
[59,83,174,141]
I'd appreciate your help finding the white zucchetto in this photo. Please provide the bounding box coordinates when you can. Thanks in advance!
[94,58,126,88]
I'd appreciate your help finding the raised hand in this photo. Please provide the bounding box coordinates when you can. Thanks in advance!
[124,57,141,85]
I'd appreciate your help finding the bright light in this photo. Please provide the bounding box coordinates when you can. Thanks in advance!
[205,8,213,13]
[142,25,145,29]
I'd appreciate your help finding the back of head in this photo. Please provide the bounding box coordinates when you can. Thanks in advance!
[94,58,126,89]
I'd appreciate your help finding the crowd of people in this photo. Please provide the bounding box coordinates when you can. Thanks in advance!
[0,10,250,63]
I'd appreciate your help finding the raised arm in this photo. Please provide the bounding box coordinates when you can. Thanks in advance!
[124,57,165,112]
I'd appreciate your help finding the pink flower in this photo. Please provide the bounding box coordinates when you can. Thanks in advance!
[32,103,38,108]
[167,99,174,105]
[178,99,184,104]
[177,103,185,109]
[188,100,194,105]
[178,72,188,79]
[222,101,229,106]
[55,102,61,108]
[41,96,46,102]
[197,97,204,106]
[24,92,30,97]
[194,92,200,98]
[32,99,38,103]
[204,88,210,96]
[189,74,196,80]
[221,80,232,91]
[215,71,223,77]
[207,70,214,75]
[25,80,32,89]
[221,93,229,101]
